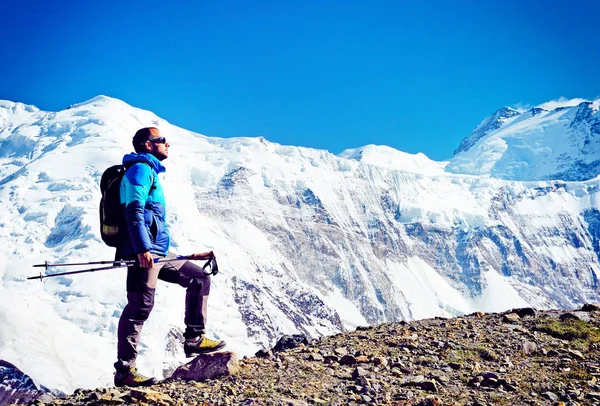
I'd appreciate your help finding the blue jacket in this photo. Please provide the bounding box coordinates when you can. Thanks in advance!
[119,152,170,257]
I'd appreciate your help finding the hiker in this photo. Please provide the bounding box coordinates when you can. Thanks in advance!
[113,127,226,387]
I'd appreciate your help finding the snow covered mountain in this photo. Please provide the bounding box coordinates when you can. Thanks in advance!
[0,96,599,394]
[447,99,600,181]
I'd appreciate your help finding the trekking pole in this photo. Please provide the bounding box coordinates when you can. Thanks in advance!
[32,259,136,270]
[29,252,218,281]
[28,265,124,281]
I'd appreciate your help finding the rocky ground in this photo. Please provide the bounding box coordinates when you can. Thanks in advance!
[27,305,600,405]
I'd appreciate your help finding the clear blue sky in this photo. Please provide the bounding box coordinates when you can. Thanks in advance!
[1,1,598,160]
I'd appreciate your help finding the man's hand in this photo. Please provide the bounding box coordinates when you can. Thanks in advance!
[137,252,154,269]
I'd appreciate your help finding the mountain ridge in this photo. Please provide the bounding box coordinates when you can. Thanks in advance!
[22,305,600,406]
[0,96,598,393]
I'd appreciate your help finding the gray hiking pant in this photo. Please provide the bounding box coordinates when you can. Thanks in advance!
[114,253,211,372]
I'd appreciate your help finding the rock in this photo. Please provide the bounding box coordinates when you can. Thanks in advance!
[352,367,368,380]
[542,392,559,401]
[568,349,584,360]
[502,313,521,323]
[323,355,339,364]
[355,355,370,363]
[581,303,600,312]
[372,356,388,367]
[586,392,600,400]
[281,398,309,406]
[402,375,425,386]
[419,380,438,392]
[273,334,309,352]
[479,371,499,380]
[308,353,324,362]
[254,349,272,358]
[548,349,560,357]
[171,351,239,381]
[559,312,585,322]
[339,355,357,365]
[334,347,348,356]
[129,388,173,405]
[510,307,537,317]
[522,340,537,354]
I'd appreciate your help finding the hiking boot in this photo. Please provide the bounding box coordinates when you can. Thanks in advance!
[114,367,157,387]
[184,335,227,357]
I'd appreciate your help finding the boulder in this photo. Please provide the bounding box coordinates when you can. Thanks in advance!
[172,351,239,381]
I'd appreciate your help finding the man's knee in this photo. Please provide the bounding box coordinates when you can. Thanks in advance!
[186,276,210,295]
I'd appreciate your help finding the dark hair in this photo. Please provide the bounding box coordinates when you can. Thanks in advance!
[132,127,157,152]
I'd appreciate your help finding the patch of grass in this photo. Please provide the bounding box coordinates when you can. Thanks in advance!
[475,346,500,361]
[571,338,590,351]
[447,349,476,363]
[489,394,513,405]
[566,368,591,381]
[535,318,600,343]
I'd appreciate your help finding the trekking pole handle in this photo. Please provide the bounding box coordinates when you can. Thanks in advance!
[181,251,215,261]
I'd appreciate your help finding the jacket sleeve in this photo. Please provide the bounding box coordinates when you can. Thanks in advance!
[122,163,154,254]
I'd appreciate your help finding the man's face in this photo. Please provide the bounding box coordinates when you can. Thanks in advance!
[145,129,169,161]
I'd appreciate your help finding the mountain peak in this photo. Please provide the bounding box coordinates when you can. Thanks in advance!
[453,107,521,156]
[67,95,129,110]
[448,99,600,181]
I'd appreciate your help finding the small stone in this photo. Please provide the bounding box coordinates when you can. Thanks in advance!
[403,375,425,385]
[392,368,404,377]
[130,389,173,405]
[568,349,584,360]
[522,341,537,354]
[448,362,462,370]
[479,371,499,380]
[548,350,560,357]
[419,380,438,392]
[273,334,309,352]
[255,349,272,358]
[510,307,537,317]
[542,392,559,401]
[334,347,348,356]
[502,313,520,323]
[373,356,388,367]
[308,353,324,362]
[352,367,369,380]
[340,355,357,365]
[323,355,339,364]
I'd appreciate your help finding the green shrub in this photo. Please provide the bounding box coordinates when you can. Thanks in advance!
[535,318,600,343]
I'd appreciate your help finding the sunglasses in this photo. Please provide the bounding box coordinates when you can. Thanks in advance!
[148,137,167,144]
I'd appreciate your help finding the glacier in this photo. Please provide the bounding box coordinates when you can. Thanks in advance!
[0,95,598,393]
